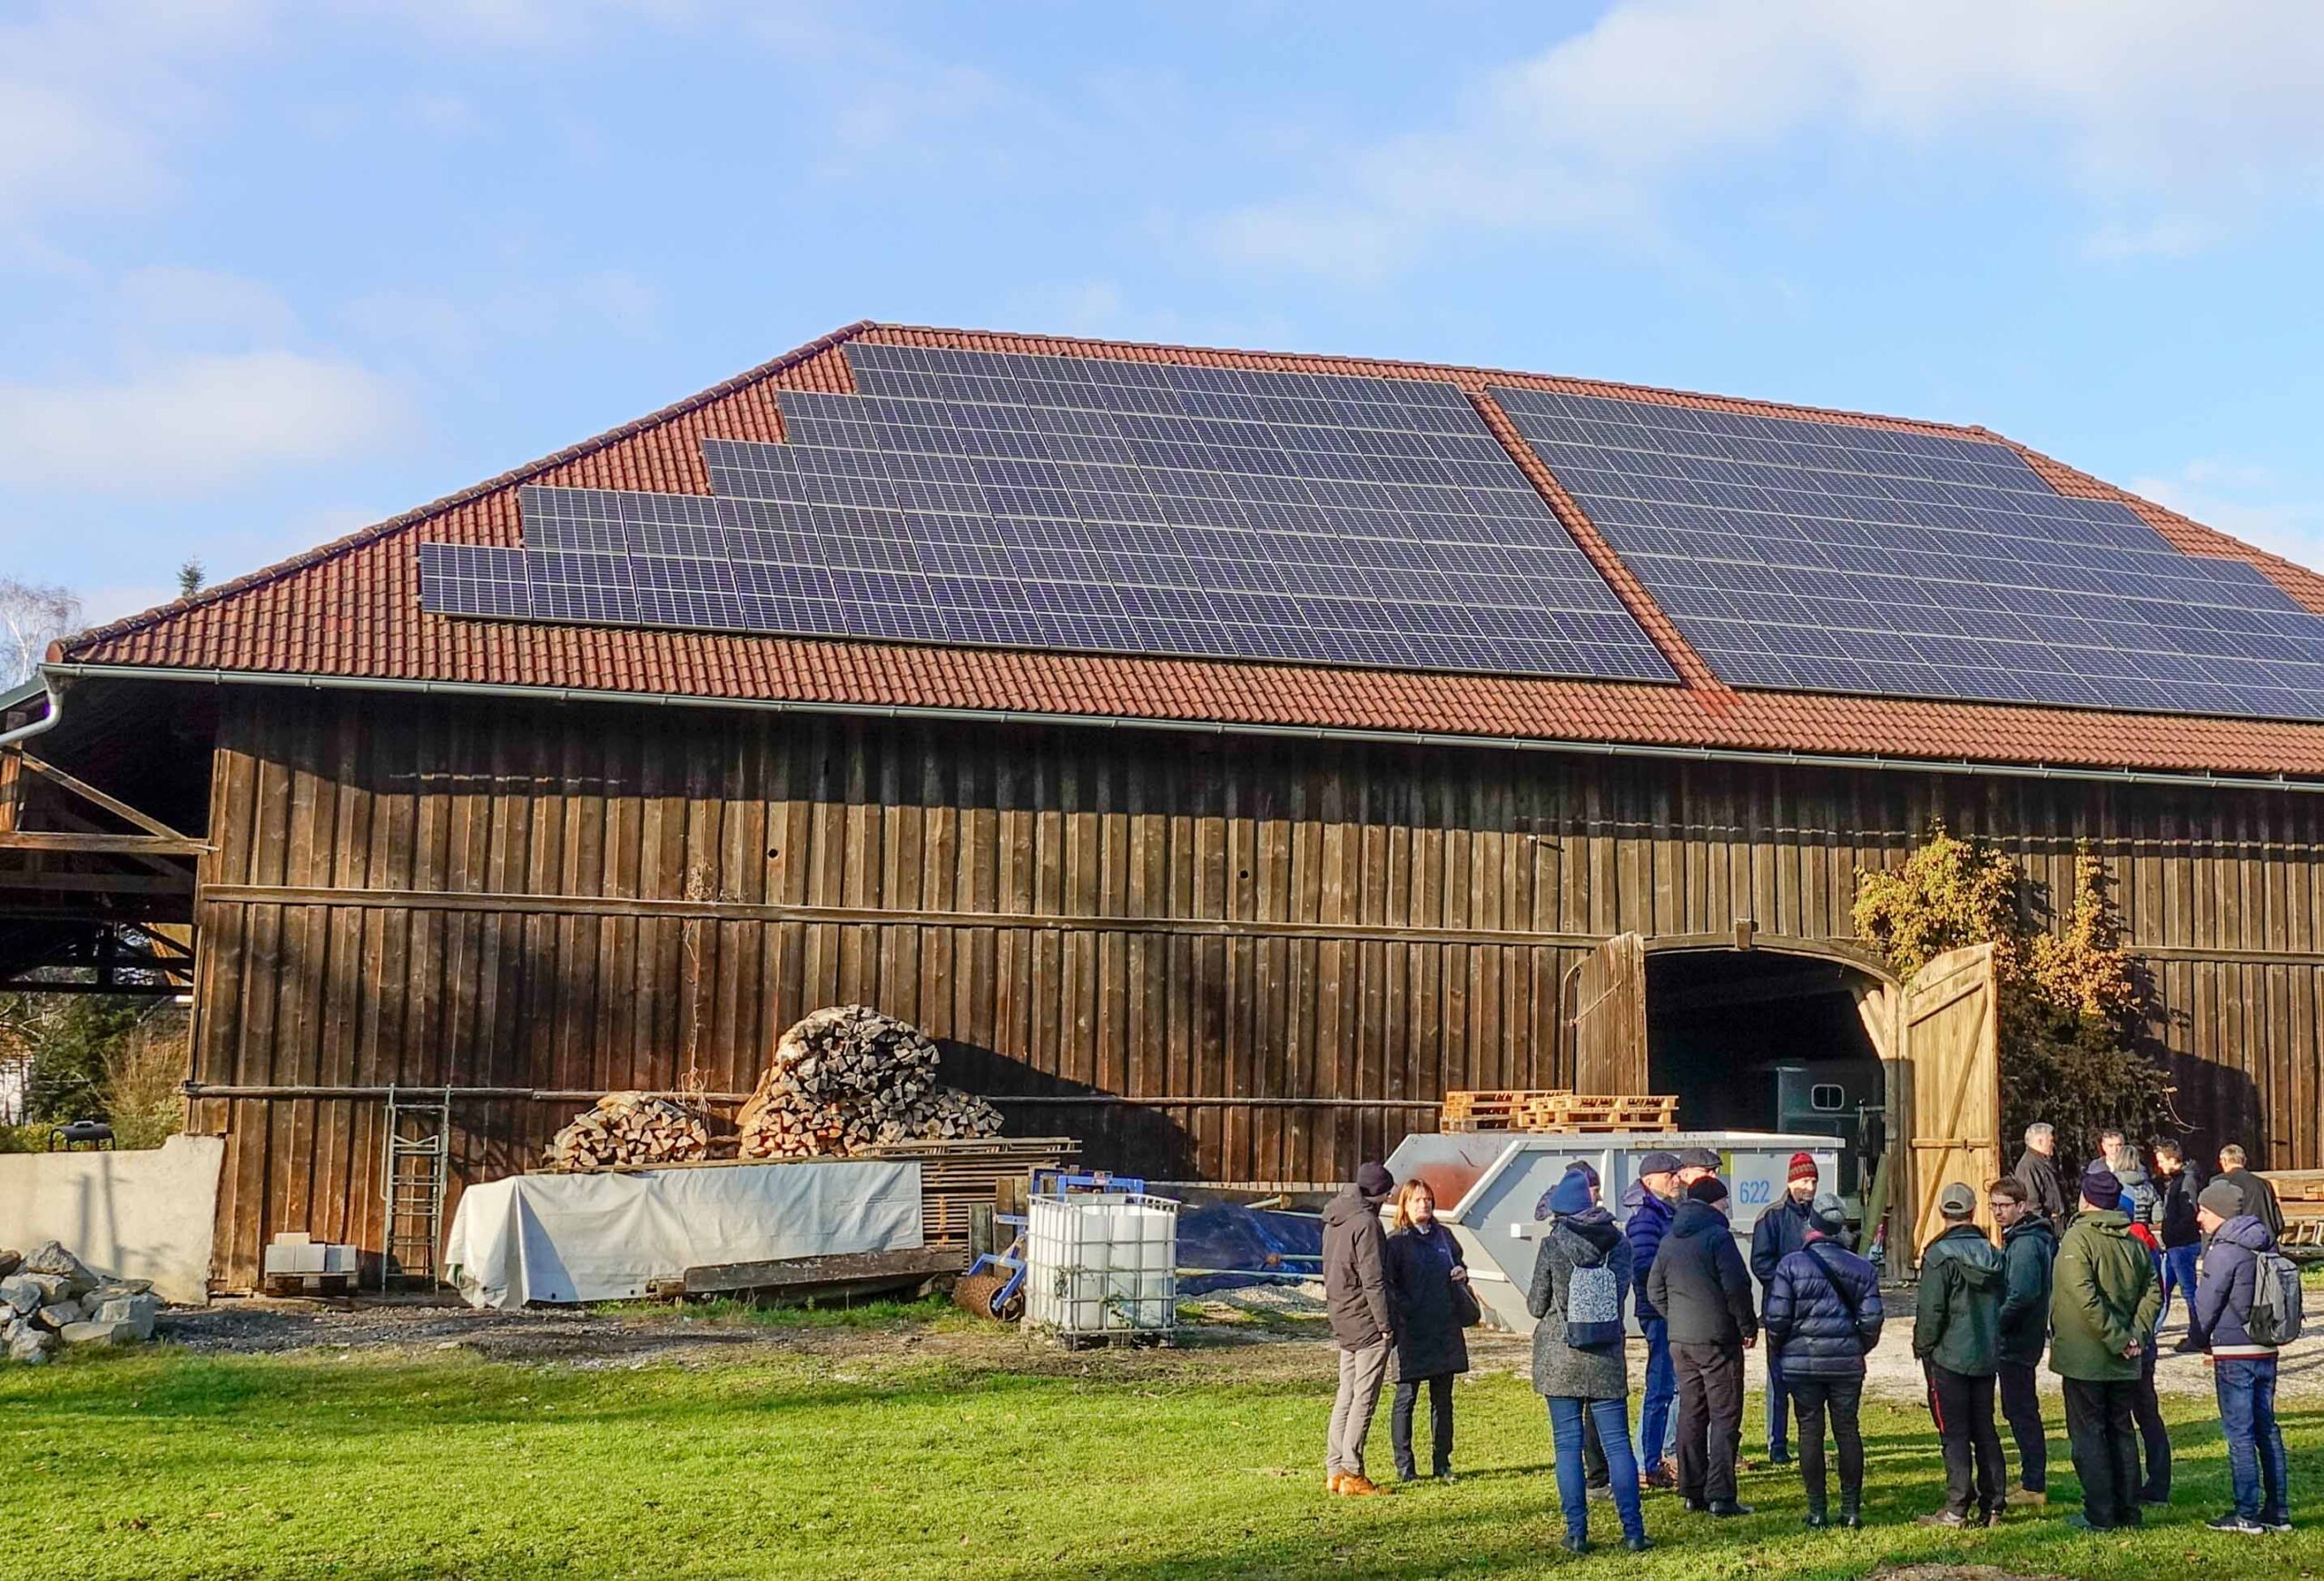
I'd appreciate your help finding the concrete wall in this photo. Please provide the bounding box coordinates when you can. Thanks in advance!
[0,1134,222,1304]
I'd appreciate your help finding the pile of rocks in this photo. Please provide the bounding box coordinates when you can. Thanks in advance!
[0,1242,162,1366]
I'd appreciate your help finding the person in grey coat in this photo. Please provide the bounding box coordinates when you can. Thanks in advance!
[1530,1167,1650,1555]
[1322,1161,1397,1496]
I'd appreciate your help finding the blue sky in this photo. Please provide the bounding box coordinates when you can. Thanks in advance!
[5,0,2323,632]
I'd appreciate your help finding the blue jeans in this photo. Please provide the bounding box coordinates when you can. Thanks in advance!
[2157,1244,2200,1330]
[1550,1396,1644,1543]
[1638,1317,1676,1471]
[2216,1357,2290,1521]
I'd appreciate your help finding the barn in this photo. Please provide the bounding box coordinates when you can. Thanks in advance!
[7,320,2324,1292]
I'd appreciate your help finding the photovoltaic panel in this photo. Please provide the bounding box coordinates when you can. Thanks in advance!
[416,345,1679,685]
[1490,385,2324,722]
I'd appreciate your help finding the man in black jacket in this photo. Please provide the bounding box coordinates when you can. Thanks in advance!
[2215,1144,2286,1240]
[2151,1141,2203,1349]
[1749,1151,1819,1467]
[1991,1177,2058,1507]
[2012,1122,2068,1222]
[1322,1161,1397,1496]
[1647,1177,1758,1517]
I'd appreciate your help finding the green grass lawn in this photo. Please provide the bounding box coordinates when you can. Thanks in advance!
[6,1331,2322,1580]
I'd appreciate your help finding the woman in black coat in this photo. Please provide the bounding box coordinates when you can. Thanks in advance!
[1384,1180,1471,1480]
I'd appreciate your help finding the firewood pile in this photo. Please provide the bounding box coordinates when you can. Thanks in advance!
[541,1091,713,1170]
[736,1005,1003,1160]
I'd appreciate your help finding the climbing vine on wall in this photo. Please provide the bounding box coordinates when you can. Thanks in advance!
[1853,825,2179,1166]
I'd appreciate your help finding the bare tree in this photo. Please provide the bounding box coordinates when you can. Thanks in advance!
[0,578,82,690]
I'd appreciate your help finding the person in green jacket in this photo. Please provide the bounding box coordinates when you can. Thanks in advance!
[2049,1163,2162,1532]
[1913,1182,2006,1527]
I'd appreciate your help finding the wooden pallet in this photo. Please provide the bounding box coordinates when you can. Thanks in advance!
[1440,1090,1676,1134]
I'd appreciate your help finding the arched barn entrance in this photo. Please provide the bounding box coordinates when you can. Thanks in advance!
[1563,934,2004,1270]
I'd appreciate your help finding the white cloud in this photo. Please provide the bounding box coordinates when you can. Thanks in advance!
[0,351,410,494]
[2130,463,2324,574]
[1204,1,2324,278]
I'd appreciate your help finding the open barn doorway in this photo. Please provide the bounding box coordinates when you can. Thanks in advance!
[1645,949,1887,1201]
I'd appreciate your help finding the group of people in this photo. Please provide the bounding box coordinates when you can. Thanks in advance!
[1319,1126,2299,1553]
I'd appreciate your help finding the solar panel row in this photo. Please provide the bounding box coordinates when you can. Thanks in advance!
[420,345,1680,685]
[1489,385,2324,721]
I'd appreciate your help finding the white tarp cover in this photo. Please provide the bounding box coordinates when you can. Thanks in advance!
[444,1159,922,1308]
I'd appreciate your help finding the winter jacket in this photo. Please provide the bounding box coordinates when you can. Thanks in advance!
[2218,1168,2288,1240]
[2193,1214,2281,1358]
[2112,1161,2158,1228]
[1323,1185,1393,1349]
[1384,1222,1471,1381]
[1527,1207,1633,1399]
[1749,1193,1815,1289]
[1645,1198,1757,1349]
[1625,1187,1677,1323]
[2011,1149,2068,1222]
[1914,1223,2004,1377]
[1761,1232,1884,1378]
[2153,1164,2203,1250]
[2047,1207,2160,1382]
[1996,1215,2058,1368]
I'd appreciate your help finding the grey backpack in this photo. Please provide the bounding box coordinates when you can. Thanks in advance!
[2248,1248,2306,1346]
[1562,1258,1624,1347]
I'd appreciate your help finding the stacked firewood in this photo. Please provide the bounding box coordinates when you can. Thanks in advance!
[736,1005,1003,1160]
[542,1091,712,1170]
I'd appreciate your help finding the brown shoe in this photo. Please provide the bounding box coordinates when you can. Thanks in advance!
[1338,1475,1390,1497]
[1326,1472,1347,1494]
[2005,1488,2047,1507]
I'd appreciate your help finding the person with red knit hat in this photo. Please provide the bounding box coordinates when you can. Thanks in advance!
[1750,1151,1824,1467]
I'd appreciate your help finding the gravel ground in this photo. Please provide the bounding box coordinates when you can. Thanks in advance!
[151,1280,2321,1401]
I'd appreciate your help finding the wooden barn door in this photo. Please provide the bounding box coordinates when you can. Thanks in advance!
[1570,933,1649,1094]
[1902,944,2002,1258]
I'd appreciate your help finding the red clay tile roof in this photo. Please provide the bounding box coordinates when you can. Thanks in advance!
[53,320,2324,779]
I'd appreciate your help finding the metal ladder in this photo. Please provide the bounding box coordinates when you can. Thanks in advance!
[380,1086,453,1290]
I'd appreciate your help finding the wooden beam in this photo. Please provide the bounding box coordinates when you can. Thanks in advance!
[13,753,195,842]
[0,831,210,855]
[0,869,196,894]
[44,802,199,880]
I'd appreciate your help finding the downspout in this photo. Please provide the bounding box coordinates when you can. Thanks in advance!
[0,667,63,749]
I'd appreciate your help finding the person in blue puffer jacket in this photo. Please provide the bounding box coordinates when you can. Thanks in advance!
[1762,1191,1885,1529]
[1624,1150,1683,1488]
[2193,1180,2293,1535]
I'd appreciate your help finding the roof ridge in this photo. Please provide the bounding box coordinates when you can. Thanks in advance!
[52,320,879,662]
[866,321,2001,440]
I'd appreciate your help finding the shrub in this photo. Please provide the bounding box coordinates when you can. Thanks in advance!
[1854,825,2178,1167]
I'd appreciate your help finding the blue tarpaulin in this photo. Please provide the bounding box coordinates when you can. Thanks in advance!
[1175,1203,1325,1295]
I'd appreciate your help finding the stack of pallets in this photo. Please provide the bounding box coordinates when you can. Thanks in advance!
[862,1136,1079,1250]
[1439,1090,1678,1134]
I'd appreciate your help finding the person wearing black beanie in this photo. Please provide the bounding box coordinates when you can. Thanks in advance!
[1646,1177,1758,1517]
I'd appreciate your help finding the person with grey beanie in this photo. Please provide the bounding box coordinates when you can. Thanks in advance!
[1761,1191,1884,1528]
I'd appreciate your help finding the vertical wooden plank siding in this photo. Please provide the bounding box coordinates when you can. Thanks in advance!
[189,690,2324,1288]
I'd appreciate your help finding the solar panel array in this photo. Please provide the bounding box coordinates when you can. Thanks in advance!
[1491,385,2324,721]
[418,344,1679,684]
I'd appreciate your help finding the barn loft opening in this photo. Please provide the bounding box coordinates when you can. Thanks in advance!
[1646,949,1886,1198]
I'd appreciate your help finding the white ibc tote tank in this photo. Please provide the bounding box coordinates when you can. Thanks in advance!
[1025,1191,1179,1339]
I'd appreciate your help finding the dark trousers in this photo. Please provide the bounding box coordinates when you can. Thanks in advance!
[2132,1347,2170,1500]
[1765,1343,1793,1456]
[1997,1359,2046,1493]
[2062,1377,2144,1529]
[1927,1366,2004,1518]
[1672,1341,1744,1505]
[1391,1374,1455,1479]
[2216,1357,2290,1522]
[1787,1373,1864,1509]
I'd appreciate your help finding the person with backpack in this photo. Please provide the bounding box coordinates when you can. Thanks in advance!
[1760,1191,1883,1529]
[1625,1150,1684,1492]
[2194,1178,2298,1534]
[1528,1167,1650,1554]
[1646,1176,1758,1518]
[2049,1163,2162,1532]
[1913,1181,2007,1527]
[1749,1151,1820,1467]
[1990,1177,2057,1507]
[1383,1179,1472,1483]
[2151,1141,2204,1347]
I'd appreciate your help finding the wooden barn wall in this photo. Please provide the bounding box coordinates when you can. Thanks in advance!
[187,689,2324,1288]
